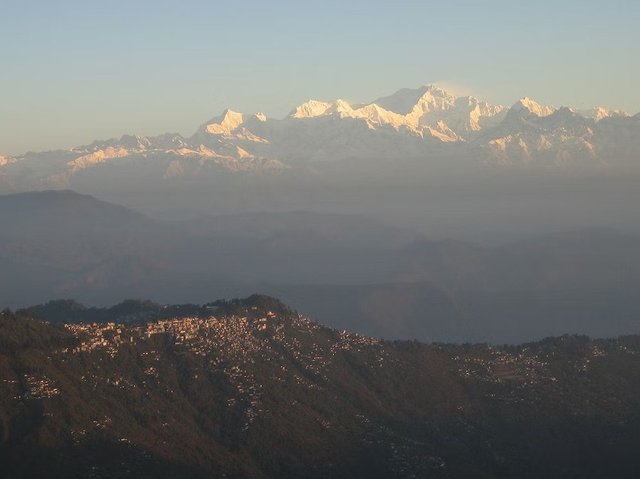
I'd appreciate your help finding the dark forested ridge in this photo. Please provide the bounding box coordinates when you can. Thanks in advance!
[1,296,640,478]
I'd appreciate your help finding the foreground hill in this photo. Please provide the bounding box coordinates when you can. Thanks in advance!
[1,296,640,478]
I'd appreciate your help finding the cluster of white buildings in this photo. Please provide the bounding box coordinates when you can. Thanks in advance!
[22,373,60,399]
[454,348,552,386]
[57,309,392,433]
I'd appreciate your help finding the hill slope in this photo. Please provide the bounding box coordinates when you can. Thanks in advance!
[2,296,640,478]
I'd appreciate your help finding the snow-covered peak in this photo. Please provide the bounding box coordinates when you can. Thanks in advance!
[332,99,353,115]
[289,100,336,119]
[253,112,267,122]
[577,106,628,121]
[364,85,509,136]
[462,98,507,131]
[290,84,461,123]
[347,103,409,130]
[285,97,414,133]
[234,146,252,158]
[412,85,458,112]
[372,85,457,115]
[423,121,461,142]
[205,109,245,135]
[372,86,432,114]
[511,97,555,117]
[67,147,134,172]
[5,83,636,183]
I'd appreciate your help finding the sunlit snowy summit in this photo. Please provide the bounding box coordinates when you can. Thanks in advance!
[1,84,639,190]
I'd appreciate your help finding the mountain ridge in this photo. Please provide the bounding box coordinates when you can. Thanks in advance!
[1,296,640,478]
[2,190,640,343]
[2,84,639,193]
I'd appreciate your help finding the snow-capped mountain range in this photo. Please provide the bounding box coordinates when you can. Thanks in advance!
[1,85,639,190]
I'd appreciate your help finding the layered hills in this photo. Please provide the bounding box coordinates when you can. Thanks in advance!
[2,191,639,343]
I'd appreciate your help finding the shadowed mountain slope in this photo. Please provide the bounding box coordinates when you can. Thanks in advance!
[1,297,640,478]
[2,191,640,343]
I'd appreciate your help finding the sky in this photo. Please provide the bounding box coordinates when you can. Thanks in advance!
[1,0,639,155]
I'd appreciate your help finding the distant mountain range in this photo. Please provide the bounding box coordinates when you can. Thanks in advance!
[2,190,640,343]
[1,85,639,193]
[2,296,640,478]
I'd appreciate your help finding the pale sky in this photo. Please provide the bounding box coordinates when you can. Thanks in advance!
[1,0,639,155]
